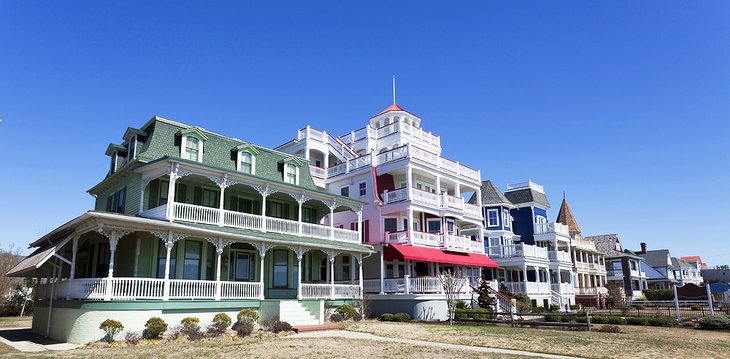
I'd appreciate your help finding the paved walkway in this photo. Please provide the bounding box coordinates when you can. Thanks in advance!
[289,330,583,359]
[0,327,81,352]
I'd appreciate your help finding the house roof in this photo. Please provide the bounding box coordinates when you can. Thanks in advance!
[640,261,670,281]
[371,103,407,118]
[639,249,672,268]
[588,234,641,259]
[504,188,550,208]
[671,257,693,269]
[469,180,513,206]
[556,196,581,234]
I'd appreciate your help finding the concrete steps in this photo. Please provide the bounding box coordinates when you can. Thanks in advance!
[278,301,320,326]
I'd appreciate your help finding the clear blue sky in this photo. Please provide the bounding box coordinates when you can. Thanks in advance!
[1,2,728,266]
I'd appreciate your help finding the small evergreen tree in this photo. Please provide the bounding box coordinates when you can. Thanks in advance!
[476,281,496,310]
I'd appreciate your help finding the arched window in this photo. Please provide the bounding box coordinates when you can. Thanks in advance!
[285,163,297,184]
[184,136,199,161]
[240,152,253,174]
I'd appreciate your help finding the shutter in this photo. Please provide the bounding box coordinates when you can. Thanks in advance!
[194,187,203,206]
[176,183,187,202]
[148,180,159,209]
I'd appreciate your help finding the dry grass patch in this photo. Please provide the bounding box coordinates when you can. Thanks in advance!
[345,320,730,359]
[0,317,32,328]
[0,336,529,359]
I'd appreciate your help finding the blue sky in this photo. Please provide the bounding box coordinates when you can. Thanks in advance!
[1,1,728,265]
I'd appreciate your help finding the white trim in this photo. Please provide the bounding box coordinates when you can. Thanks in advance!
[181,135,204,162]
[236,150,256,175]
[487,209,499,227]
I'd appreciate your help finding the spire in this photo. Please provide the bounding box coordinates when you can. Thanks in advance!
[556,195,581,235]
[392,75,396,104]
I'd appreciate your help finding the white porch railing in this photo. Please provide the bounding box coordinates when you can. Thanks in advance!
[385,231,483,253]
[411,188,440,207]
[549,250,572,263]
[534,222,570,236]
[300,283,359,299]
[308,165,326,178]
[412,231,442,247]
[363,276,471,294]
[506,281,551,295]
[166,203,360,243]
[382,187,408,204]
[463,203,481,219]
[552,282,575,294]
[488,243,549,259]
[169,279,217,299]
[220,281,262,299]
[442,234,471,252]
[109,277,164,300]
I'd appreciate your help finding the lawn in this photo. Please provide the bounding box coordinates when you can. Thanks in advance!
[0,316,32,328]
[345,320,730,359]
[0,337,530,359]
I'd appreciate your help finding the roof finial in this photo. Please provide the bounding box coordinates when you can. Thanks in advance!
[392,75,396,104]
[563,191,566,200]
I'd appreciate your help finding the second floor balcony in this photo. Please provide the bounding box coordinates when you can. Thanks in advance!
[534,222,570,239]
[381,187,482,220]
[384,230,484,254]
[488,243,548,260]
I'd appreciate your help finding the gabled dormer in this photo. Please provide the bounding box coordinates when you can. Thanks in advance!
[177,127,209,162]
[122,127,147,163]
[105,143,127,175]
[234,143,260,175]
[279,157,305,185]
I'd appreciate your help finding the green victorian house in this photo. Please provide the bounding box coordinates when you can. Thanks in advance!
[8,116,372,344]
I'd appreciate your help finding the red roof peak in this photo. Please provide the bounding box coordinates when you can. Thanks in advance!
[371,103,407,118]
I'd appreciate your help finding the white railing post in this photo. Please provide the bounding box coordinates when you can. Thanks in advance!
[162,232,174,301]
[214,247,223,300]
[104,231,119,301]
[329,253,336,299]
[298,200,303,236]
[261,194,268,233]
[256,243,269,300]
[357,254,364,299]
[404,275,411,294]
[218,180,227,226]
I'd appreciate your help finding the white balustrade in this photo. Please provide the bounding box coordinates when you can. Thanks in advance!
[327,163,347,177]
[300,283,359,299]
[302,222,332,238]
[411,188,440,206]
[470,240,484,253]
[534,222,570,236]
[266,217,301,236]
[411,231,442,247]
[442,234,471,252]
[385,231,410,244]
[382,188,408,204]
[489,244,548,259]
[308,165,326,178]
[168,279,217,299]
[174,203,220,225]
[463,203,481,218]
[139,204,167,220]
[549,250,572,263]
[220,281,261,299]
[223,210,263,230]
[445,195,464,210]
[109,277,164,300]
[408,276,444,293]
[333,284,360,299]
[333,227,359,242]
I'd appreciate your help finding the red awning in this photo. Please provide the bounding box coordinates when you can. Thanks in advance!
[384,244,498,268]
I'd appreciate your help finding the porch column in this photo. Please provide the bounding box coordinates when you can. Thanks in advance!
[214,240,224,300]
[357,254,364,299]
[356,209,363,243]
[296,250,304,300]
[350,255,356,284]
[455,182,461,198]
[69,234,78,279]
[162,233,175,301]
[522,264,528,292]
[298,199,303,236]
[104,231,119,301]
[217,179,227,227]
[407,207,414,242]
[329,203,336,239]
[256,243,270,300]
[329,252,336,300]
[406,166,413,199]
[255,186,271,233]
[133,237,141,277]
[379,247,385,294]
[166,165,179,222]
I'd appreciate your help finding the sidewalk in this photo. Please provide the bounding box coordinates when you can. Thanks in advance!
[0,327,81,352]
[289,330,583,359]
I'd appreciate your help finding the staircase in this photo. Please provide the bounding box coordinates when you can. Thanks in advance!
[550,290,563,310]
[278,301,320,326]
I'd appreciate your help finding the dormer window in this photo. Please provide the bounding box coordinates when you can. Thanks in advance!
[240,152,253,174]
[126,137,137,162]
[122,127,146,163]
[178,128,208,163]
[234,143,259,175]
[285,163,297,184]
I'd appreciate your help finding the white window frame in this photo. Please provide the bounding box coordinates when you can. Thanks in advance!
[181,135,204,162]
[487,209,499,227]
[426,218,442,234]
[502,209,510,228]
[237,151,256,175]
[284,163,299,185]
[358,182,367,197]
[126,137,137,162]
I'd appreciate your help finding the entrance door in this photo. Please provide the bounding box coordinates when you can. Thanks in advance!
[415,262,429,277]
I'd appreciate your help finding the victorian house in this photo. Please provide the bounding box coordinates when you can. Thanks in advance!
[276,103,497,319]
[7,116,372,344]
[590,234,648,301]
[555,196,607,307]
[637,244,704,288]
[480,180,575,309]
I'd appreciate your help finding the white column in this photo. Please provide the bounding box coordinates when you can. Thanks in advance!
[133,237,141,277]
[350,255,356,284]
[215,241,223,300]
[455,182,461,198]
[218,183,226,226]
[166,170,178,222]
[69,235,78,280]
[261,193,268,233]
[162,233,174,301]
[357,210,363,243]
[405,166,413,199]
[407,207,414,241]
[298,200,303,236]
[258,245,268,300]
[329,206,335,239]
[329,253,336,299]
[104,231,119,301]
[379,247,385,295]
[357,254,364,299]
[296,250,304,300]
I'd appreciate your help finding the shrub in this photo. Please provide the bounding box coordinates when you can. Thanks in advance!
[544,315,561,322]
[569,305,579,311]
[125,331,141,345]
[352,312,363,322]
[335,304,357,320]
[698,315,730,330]
[690,305,702,311]
[330,313,344,322]
[591,316,606,324]
[626,316,649,326]
[597,325,621,333]
[643,289,674,301]
[455,301,470,310]
[606,316,626,325]
[180,317,203,340]
[380,313,394,321]
[531,306,546,313]
[99,319,124,343]
[236,320,255,337]
[261,319,292,333]
[549,304,560,312]
[380,312,411,322]
[636,305,646,310]
[476,281,496,309]
[237,308,259,323]
[207,313,232,336]
[144,317,168,339]
[648,317,676,327]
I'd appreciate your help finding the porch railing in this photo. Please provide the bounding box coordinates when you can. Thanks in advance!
[505,282,551,295]
[300,283,359,299]
[384,230,483,253]
[549,250,572,263]
[363,276,471,295]
[488,243,549,259]
[381,188,481,220]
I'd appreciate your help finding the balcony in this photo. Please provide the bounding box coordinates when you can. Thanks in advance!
[374,121,441,152]
[325,144,481,185]
[606,269,624,279]
[548,250,572,264]
[575,262,607,272]
[534,222,570,237]
[381,187,482,220]
[551,282,575,295]
[487,243,549,260]
[629,269,646,278]
[363,276,470,295]
[142,202,360,244]
[384,231,483,254]
[505,282,551,295]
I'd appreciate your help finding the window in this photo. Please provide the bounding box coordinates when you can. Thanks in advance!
[302,207,314,223]
[342,256,350,280]
[340,186,350,197]
[127,137,136,162]
[231,252,252,281]
[487,209,499,227]
[184,136,200,161]
[183,241,202,280]
[239,151,253,174]
[110,154,118,174]
[157,242,177,279]
[384,218,398,233]
[446,219,455,234]
[202,188,218,207]
[427,219,442,234]
[272,250,288,288]
[358,182,367,196]
[205,242,215,280]
[158,180,169,206]
[106,187,126,213]
[268,201,284,218]
[502,210,510,228]
[285,163,297,184]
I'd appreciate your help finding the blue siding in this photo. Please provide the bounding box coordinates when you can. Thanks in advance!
[534,207,548,221]
[511,207,536,245]
[484,206,501,229]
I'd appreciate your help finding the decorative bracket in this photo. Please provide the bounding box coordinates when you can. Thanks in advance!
[293,246,310,261]
[152,230,188,248]
[324,200,338,211]
[252,242,273,257]
[324,249,340,262]
[292,193,310,205]
[206,238,234,254]
[252,184,276,197]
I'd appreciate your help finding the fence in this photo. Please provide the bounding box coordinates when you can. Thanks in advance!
[588,304,729,319]
[453,310,592,330]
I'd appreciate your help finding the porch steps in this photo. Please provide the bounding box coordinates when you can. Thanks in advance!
[292,323,341,333]
[278,300,320,326]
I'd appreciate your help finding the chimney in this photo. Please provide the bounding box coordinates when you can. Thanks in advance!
[640,242,647,254]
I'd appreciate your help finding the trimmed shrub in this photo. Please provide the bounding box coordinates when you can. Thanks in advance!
[531,306,546,313]
[261,319,292,333]
[626,316,650,326]
[597,325,621,333]
[544,315,561,322]
[181,317,200,330]
[237,308,259,323]
[125,331,141,345]
[180,317,203,340]
[144,317,168,339]
[236,320,255,337]
[698,315,730,330]
[208,313,232,336]
[330,313,344,322]
[380,313,395,321]
[606,316,626,325]
[99,319,124,343]
[393,312,411,322]
[455,301,470,310]
[352,312,363,322]
[591,316,606,324]
[648,317,676,327]
[549,304,560,312]
[569,305,579,311]
[643,289,674,301]
[335,304,357,320]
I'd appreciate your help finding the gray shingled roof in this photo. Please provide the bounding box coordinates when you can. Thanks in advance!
[469,180,513,206]
[504,188,550,208]
[639,249,672,268]
[671,257,693,269]
[588,234,641,259]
